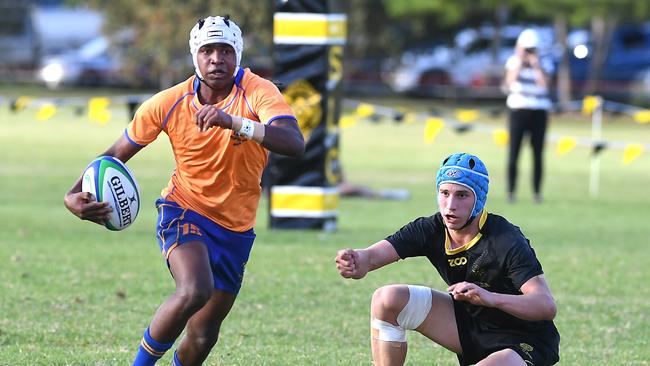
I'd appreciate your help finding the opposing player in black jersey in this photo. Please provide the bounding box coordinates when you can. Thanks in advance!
[335,152,559,366]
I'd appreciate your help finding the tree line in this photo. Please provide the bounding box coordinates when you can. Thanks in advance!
[71,0,650,101]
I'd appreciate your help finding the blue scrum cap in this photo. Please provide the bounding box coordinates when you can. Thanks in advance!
[436,152,489,219]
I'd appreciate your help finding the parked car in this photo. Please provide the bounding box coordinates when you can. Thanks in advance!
[630,66,650,103]
[568,23,650,99]
[37,31,132,89]
[382,43,453,93]
[32,5,103,56]
[0,2,39,70]
[384,25,555,98]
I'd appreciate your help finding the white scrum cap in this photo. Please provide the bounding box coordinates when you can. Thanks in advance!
[189,16,243,78]
[517,28,539,49]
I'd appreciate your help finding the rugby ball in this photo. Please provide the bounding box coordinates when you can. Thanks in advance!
[81,156,140,231]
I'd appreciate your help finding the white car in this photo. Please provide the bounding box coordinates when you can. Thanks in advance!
[383,44,453,93]
[384,25,555,97]
[38,33,129,89]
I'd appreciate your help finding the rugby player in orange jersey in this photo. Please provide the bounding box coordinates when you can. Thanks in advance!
[64,15,304,366]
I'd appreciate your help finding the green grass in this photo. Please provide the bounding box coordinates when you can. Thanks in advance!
[0,96,649,365]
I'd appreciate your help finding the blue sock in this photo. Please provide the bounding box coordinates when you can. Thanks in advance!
[172,350,183,366]
[132,327,175,366]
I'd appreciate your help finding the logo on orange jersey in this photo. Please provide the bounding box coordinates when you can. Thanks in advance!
[230,132,247,146]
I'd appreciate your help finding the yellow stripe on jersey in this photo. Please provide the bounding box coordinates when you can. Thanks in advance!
[274,13,346,45]
[445,210,488,255]
[271,186,338,218]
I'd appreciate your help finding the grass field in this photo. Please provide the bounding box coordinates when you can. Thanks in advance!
[1,94,649,365]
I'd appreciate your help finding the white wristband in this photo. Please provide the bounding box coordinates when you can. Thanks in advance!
[239,118,255,139]
[231,115,265,144]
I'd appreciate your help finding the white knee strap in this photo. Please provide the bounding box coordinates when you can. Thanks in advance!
[371,318,406,343]
[397,285,432,330]
[371,285,433,343]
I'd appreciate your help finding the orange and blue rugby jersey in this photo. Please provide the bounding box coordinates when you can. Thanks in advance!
[125,68,296,232]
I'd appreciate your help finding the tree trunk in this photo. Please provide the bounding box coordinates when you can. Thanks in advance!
[492,3,508,62]
[554,13,571,104]
[585,15,617,95]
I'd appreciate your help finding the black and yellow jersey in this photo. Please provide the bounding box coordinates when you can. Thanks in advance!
[386,210,558,335]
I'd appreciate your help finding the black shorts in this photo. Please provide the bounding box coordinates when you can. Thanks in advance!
[452,297,560,366]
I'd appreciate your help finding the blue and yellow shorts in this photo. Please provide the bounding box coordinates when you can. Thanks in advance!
[155,198,255,295]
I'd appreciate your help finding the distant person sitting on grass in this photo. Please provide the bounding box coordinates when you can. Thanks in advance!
[335,152,559,366]
[337,169,410,200]
[339,181,410,201]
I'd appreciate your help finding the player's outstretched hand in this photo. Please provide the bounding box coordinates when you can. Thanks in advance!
[335,249,368,279]
[195,104,233,132]
[64,192,112,225]
[448,281,494,307]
